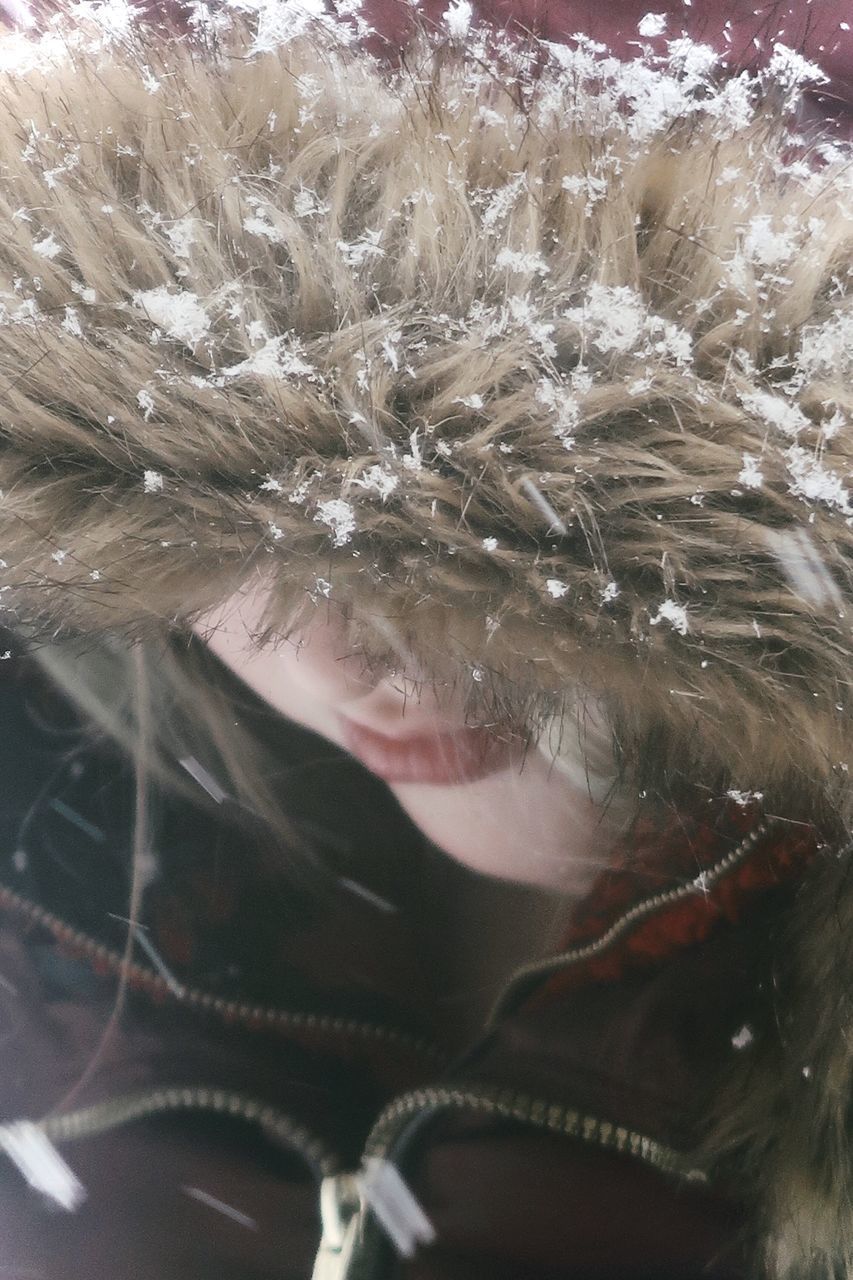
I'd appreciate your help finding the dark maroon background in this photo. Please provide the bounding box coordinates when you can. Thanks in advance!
[1,1,851,136]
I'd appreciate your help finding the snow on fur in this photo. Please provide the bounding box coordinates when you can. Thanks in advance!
[0,12,850,840]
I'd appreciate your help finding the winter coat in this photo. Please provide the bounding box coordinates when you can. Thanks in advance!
[0,634,815,1279]
[0,2,850,1277]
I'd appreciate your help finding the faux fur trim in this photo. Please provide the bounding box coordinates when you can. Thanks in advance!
[0,8,848,830]
[700,843,853,1279]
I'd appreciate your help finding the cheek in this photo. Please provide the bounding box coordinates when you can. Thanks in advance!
[194,597,383,747]
[275,614,378,706]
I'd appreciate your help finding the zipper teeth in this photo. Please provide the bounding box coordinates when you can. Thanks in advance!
[40,1085,340,1179]
[363,1084,708,1185]
[488,818,775,1027]
[0,880,445,1066]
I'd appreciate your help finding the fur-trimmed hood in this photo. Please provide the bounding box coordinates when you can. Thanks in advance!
[0,6,851,824]
[0,5,853,1273]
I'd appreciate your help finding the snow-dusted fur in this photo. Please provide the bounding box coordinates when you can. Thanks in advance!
[0,6,852,1271]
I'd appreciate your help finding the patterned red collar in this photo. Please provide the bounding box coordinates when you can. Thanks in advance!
[540,794,820,993]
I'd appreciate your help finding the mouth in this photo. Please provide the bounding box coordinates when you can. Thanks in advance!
[337,716,518,786]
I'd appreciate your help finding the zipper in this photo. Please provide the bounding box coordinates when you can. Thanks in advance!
[0,822,775,1275]
[361,1082,708,1182]
[312,1080,711,1280]
[37,1084,341,1182]
[486,817,776,1027]
[0,878,445,1068]
[10,1077,708,1280]
[312,1173,364,1280]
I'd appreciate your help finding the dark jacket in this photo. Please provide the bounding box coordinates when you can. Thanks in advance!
[0,643,818,1278]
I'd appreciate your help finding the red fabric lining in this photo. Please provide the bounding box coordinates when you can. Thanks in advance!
[539,796,820,994]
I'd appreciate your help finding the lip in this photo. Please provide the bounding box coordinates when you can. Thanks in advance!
[337,716,517,786]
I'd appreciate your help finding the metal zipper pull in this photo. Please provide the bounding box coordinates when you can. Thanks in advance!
[312,1173,364,1280]
[0,1121,86,1211]
[359,1158,435,1258]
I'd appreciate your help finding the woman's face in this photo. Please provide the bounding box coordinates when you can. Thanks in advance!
[194,583,625,894]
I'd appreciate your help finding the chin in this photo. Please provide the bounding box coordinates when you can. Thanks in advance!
[389,770,605,895]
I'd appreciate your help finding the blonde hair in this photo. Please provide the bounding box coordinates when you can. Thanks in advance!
[24,612,635,885]
[26,628,322,870]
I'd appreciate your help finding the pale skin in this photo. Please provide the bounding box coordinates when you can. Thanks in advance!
[193,582,628,896]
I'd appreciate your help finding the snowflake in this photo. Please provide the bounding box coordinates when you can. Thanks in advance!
[649,600,689,635]
[738,453,764,490]
[637,12,666,37]
[132,287,211,347]
[315,498,357,547]
[731,1025,754,1051]
[726,789,764,806]
[444,0,473,39]
[352,465,399,501]
[32,233,62,259]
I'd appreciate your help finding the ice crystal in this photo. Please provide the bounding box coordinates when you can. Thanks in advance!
[315,498,357,547]
[222,335,315,381]
[766,43,826,96]
[560,172,608,215]
[444,0,473,39]
[482,174,527,230]
[132,287,211,347]
[293,186,330,219]
[289,479,313,506]
[637,13,667,38]
[742,215,798,268]
[248,0,335,56]
[798,311,853,378]
[727,789,764,806]
[565,284,645,354]
[545,579,569,598]
[352,465,399,501]
[164,217,199,260]
[337,229,384,267]
[786,446,853,516]
[506,296,557,359]
[740,391,809,438]
[495,247,550,276]
[731,1025,755,1050]
[70,281,96,304]
[136,389,155,421]
[738,454,764,490]
[140,64,161,94]
[401,430,423,473]
[649,600,689,635]
[32,233,61,260]
[143,470,164,494]
[647,317,693,368]
[61,307,82,337]
[243,204,286,243]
